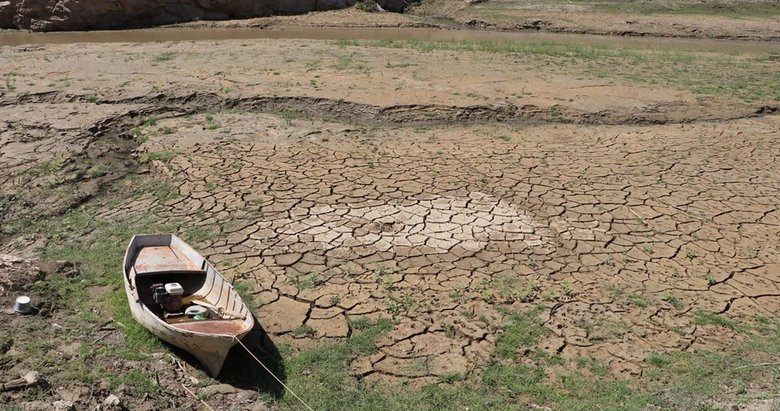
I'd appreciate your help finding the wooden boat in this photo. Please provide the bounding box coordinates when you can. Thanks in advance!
[123,234,255,376]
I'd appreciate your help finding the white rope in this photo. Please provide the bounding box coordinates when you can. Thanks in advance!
[181,382,216,411]
[233,337,315,411]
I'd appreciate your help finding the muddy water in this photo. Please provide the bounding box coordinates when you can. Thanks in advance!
[1,26,778,53]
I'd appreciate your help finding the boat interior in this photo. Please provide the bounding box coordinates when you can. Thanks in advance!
[127,238,252,336]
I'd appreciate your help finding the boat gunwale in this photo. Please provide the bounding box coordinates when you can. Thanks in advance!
[124,234,254,339]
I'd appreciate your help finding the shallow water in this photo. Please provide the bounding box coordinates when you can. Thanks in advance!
[1,26,778,53]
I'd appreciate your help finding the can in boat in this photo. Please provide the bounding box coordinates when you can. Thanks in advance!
[186,305,209,320]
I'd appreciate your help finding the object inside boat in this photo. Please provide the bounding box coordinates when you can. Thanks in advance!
[130,243,247,333]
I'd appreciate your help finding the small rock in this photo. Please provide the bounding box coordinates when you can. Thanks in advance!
[103,394,121,406]
[53,400,74,411]
[57,386,82,402]
[201,383,237,396]
[23,371,39,384]
[51,323,63,332]
[251,401,272,411]
[236,388,258,402]
[19,401,49,411]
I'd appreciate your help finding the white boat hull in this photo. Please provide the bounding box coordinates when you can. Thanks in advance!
[123,234,255,377]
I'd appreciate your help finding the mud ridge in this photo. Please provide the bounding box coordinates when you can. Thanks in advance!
[448,16,780,42]
[2,91,776,126]
[0,106,160,239]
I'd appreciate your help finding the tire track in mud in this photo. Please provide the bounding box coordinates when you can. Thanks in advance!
[2,90,776,126]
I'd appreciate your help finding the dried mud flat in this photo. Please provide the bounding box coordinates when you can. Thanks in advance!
[1,34,779,410]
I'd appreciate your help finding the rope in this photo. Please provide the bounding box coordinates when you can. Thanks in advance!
[233,337,315,411]
[181,382,216,411]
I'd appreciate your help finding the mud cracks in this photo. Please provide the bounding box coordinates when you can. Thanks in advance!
[3,87,777,383]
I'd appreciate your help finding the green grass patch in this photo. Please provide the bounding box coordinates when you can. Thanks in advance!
[270,310,780,410]
[661,293,684,310]
[233,280,258,311]
[694,310,737,330]
[495,306,549,359]
[293,324,317,337]
[152,182,180,203]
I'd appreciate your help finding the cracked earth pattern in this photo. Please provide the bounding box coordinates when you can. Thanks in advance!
[1,38,779,385]
[84,112,779,383]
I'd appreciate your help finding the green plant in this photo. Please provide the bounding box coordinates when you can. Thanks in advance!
[705,272,716,286]
[294,324,317,337]
[354,0,377,12]
[662,294,684,310]
[495,307,549,359]
[329,295,342,306]
[153,52,176,62]
[152,183,179,202]
[282,111,295,126]
[296,272,324,290]
[439,373,465,384]
[694,311,736,330]
[628,292,649,307]
[233,281,257,312]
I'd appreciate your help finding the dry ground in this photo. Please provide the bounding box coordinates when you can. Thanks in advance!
[411,0,780,40]
[175,1,780,41]
[1,34,779,410]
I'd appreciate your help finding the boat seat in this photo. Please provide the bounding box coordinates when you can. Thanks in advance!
[134,246,201,274]
[171,319,248,335]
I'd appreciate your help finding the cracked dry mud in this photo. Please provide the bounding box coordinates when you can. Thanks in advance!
[1,38,779,385]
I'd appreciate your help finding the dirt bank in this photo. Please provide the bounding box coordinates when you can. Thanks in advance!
[2,0,779,41]
[412,0,780,41]
[0,0,412,31]
[162,0,780,42]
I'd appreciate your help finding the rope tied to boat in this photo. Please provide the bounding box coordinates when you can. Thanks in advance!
[233,336,315,411]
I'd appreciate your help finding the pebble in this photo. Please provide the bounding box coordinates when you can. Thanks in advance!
[19,401,49,411]
[201,383,238,396]
[53,400,75,411]
[103,394,121,406]
[236,388,258,402]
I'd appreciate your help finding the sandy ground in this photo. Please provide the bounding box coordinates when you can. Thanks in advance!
[0,33,779,409]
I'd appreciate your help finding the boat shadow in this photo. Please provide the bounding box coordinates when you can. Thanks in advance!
[170,321,286,398]
[220,323,286,397]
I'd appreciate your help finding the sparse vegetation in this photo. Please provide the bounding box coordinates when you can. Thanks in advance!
[337,39,780,102]
[354,0,377,12]
[661,294,684,310]
[3,14,780,411]
[694,310,737,330]
[294,324,317,336]
[139,150,176,164]
[153,52,177,62]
